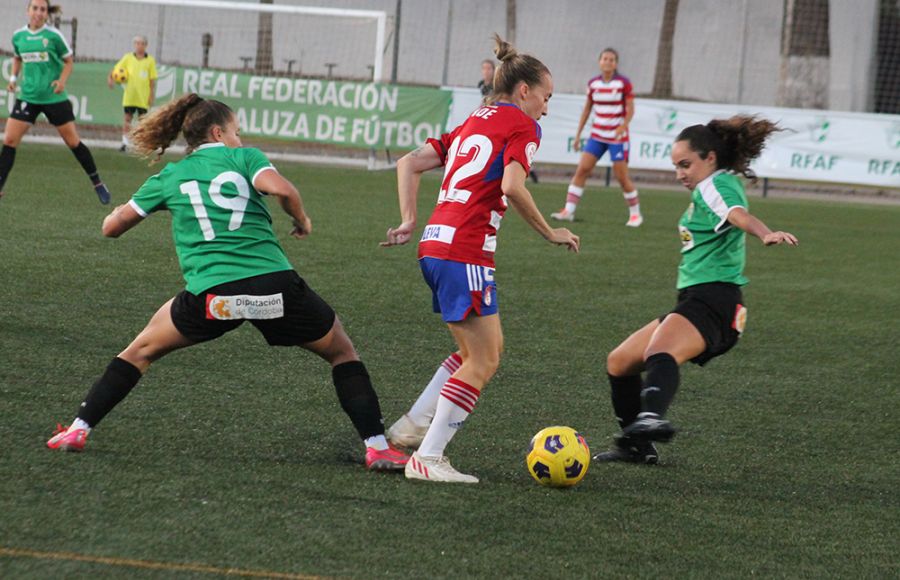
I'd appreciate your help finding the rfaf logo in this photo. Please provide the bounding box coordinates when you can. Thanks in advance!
[657,107,678,133]
[809,117,830,143]
[888,123,900,149]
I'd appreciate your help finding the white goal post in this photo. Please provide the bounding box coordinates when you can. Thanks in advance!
[96,0,387,81]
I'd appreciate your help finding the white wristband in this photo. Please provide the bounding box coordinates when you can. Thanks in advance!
[9,75,17,83]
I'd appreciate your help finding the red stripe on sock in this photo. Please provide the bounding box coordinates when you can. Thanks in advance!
[442,353,462,373]
[440,378,480,413]
[441,392,474,413]
[445,377,480,399]
[442,385,478,409]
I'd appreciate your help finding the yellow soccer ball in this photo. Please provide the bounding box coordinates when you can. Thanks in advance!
[526,426,590,488]
[112,67,128,84]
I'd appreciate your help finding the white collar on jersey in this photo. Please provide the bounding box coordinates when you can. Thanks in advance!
[195,142,227,151]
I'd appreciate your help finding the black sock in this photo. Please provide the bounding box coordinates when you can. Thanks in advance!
[76,357,143,427]
[332,360,385,440]
[69,142,102,185]
[0,145,16,191]
[641,353,680,418]
[609,373,642,430]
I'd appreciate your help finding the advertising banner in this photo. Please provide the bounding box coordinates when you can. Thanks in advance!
[449,88,900,188]
[1,57,452,150]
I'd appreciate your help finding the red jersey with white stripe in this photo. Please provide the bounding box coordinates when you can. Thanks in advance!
[588,73,633,144]
[419,103,541,268]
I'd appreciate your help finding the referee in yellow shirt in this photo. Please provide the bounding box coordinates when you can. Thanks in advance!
[107,35,157,151]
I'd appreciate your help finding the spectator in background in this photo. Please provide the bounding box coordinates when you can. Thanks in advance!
[478,59,494,101]
[108,35,158,152]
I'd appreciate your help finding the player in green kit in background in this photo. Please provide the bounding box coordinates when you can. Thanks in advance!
[594,115,799,465]
[46,93,409,471]
[1,0,111,203]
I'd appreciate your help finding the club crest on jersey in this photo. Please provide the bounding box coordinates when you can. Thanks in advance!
[525,142,538,166]
[205,293,285,320]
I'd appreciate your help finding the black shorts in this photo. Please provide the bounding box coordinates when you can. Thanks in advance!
[9,98,75,126]
[123,106,148,116]
[170,270,336,346]
[662,282,747,366]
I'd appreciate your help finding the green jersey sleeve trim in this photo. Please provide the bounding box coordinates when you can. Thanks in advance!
[700,172,746,232]
[47,26,73,59]
[128,198,148,218]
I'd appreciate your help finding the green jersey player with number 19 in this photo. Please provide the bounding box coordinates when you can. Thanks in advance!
[595,116,799,465]
[1,0,111,204]
[46,93,408,472]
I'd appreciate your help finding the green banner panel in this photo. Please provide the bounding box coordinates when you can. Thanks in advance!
[1,58,452,150]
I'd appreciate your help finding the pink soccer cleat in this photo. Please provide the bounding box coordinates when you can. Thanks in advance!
[365,444,410,471]
[46,423,88,452]
[626,214,644,227]
[550,208,575,222]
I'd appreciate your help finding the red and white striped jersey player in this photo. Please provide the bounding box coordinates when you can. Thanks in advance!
[381,36,579,484]
[551,48,643,227]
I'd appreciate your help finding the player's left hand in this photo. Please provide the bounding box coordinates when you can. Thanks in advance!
[290,215,312,239]
[51,80,65,94]
[763,231,798,246]
[613,125,628,139]
[381,222,415,247]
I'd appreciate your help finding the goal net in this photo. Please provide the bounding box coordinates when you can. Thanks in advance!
[1,0,387,82]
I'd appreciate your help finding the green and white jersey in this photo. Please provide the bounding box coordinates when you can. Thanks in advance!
[11,24,72,104]
[676,170,748,289]
[129,144,293,294]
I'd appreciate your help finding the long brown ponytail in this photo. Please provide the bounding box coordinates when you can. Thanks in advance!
[130,93,234,162]
[675,115,782,180]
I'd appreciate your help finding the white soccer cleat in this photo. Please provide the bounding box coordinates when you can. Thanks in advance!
[387,414,429,449]
[550,208,575,222]
[626,214,644,227]
[405,451,479,484]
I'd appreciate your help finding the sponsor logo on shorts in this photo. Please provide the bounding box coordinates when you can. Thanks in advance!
[732,304,748,335]
[206,293,285,320]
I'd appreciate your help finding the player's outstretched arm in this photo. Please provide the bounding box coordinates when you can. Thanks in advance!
[727,207,798,246]
[254,167,311,239]
[502,161,580,253]
[102,204,145,238]
[382,144,442,247]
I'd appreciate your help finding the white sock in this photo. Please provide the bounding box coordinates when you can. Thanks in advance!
[122,135,129,146]
[407,353,462,426]
[364,434,388,450]
[565,184,584,214]
[624,190,641,216]
[70,418,91,433]
[417,377,480,457]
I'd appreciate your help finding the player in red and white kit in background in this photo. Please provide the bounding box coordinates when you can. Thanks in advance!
[551,48,643,227]
[381,34,580,484]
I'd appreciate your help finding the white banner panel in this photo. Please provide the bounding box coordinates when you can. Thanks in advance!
[447,88,900,188]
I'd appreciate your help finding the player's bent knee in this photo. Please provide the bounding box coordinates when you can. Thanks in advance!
[606,348,634,377]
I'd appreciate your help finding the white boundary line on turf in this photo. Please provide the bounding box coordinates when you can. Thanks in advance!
[0,547,332,579]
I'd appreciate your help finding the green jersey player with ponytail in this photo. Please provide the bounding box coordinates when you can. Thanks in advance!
[46,93,409,472]
[596,115,799,465]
